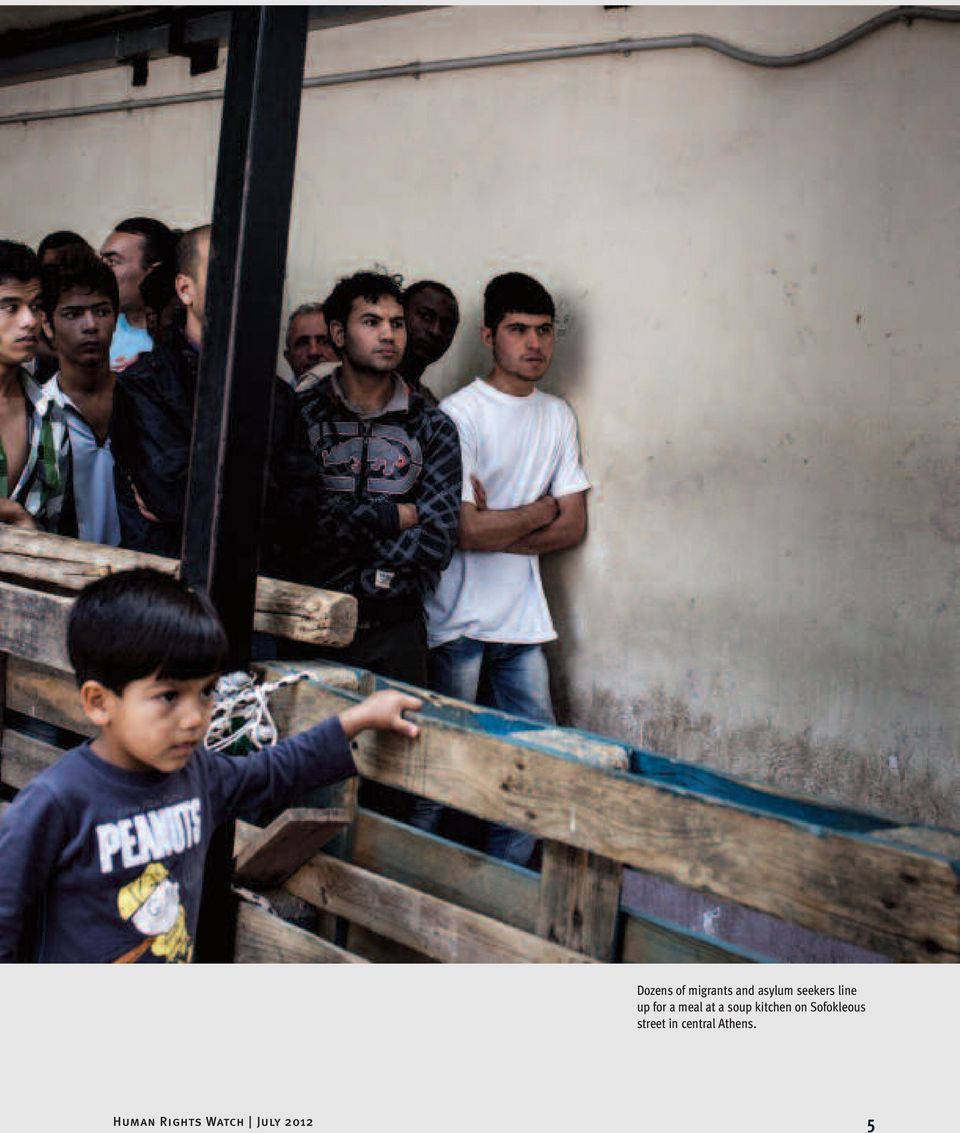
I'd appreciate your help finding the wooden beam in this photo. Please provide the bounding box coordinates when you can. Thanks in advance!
[234,807,351,887]
[266,676,960,961]
[6,657,91,733]
[345,924,435,964]
[0,728,65,790]
[0,581,73,670]
[310,808,752,964]
[233,898,368,963]
[284,854,595,964]
[620,912,755,964]
[537,842,623,961]
[352,808,539,931]
[0,527,357,647]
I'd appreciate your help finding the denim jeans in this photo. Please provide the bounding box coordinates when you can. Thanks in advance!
[411,636,555,866]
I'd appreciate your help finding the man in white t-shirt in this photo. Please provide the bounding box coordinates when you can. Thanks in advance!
[421,273,590,864]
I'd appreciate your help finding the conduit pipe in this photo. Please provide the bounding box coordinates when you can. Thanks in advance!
[0,5,957,128]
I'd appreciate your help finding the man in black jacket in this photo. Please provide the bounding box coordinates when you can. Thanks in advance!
[298,270,461,686]
[110,225,317,580]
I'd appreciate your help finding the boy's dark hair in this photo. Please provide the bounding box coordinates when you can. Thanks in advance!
[37,230,89,262]
[403,279,457,309]
[113,215,176,271]
[42,245,120,319]
[0,240,41,288]
[323,270,404,336]
[483,272,555,332]
[68,568,229,693]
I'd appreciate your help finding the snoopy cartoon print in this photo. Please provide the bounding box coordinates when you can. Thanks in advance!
[115,862,193,963]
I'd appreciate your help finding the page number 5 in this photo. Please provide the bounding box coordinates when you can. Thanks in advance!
[867,1121,875,1132]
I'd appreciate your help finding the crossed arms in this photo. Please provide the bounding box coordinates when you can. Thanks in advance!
[458,475,587,556]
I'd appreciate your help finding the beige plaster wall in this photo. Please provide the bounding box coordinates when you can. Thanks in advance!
[1,7,956,823]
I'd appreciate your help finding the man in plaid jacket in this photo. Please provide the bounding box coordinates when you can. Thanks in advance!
[298,270,461,688]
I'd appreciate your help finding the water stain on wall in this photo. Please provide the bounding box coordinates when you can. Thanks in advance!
[561,683,958,828]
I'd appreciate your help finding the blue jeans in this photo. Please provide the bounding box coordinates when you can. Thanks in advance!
[411,637,555,866]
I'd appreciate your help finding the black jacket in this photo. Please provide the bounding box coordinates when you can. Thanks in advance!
[110,328,319,579]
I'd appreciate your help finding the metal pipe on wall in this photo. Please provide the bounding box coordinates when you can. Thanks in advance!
[0,6,957,129]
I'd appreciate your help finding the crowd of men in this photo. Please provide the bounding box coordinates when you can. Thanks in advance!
[0,218,589,865]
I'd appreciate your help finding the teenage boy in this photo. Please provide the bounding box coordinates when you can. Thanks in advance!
[42,246,122,546]
[100,216,175,372]
[0,568,420,963]
[284,302,338,383]
[420,273,590,864]
[0,240,69,532]
[297,270,462,686]
[33,232,93,383]
[398,280,460,406]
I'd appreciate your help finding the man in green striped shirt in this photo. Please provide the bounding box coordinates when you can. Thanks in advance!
[0,240,69,532]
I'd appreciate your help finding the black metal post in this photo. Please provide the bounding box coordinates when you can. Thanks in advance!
[182,6,309,962]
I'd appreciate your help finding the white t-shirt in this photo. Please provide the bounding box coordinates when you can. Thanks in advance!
[425,377,590,647]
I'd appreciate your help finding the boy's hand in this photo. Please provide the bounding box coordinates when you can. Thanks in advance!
[339,690,422,741]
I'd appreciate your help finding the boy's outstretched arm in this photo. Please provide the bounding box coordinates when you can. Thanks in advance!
[339,690,422,741]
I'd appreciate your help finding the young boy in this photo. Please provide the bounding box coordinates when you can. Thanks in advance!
[0,568,420,963]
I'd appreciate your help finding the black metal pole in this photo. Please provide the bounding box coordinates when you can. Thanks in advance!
[182,6,309,962]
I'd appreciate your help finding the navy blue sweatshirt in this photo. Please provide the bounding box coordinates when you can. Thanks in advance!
[0,718,355,963]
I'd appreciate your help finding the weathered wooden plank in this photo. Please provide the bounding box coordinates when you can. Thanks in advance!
[233,898,368,963]
[235,807,351,887]
[284,854,595,964]
[352,808,750,964]
[344,923,435,964]
[537,841,623,960]
[0,728,66,790]
[510,728,629,771]
[0,582,73,670]
[6,657,91,734]
[269,677,960,961]
[252,578,355,647]
[353,808,539,931]
[0,526,357,646]
[620,911,756,964]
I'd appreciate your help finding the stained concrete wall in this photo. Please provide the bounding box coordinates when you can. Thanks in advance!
[1,6,956,825]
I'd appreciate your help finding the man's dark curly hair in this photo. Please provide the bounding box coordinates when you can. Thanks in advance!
[322,270,405,341]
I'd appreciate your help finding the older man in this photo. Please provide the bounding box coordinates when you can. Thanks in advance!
[283,301,338,383]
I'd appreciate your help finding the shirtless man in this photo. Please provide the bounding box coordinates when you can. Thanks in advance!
[0,240,69,531]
